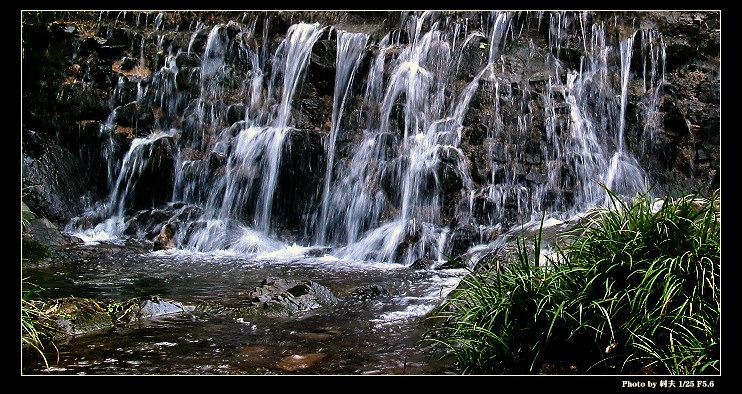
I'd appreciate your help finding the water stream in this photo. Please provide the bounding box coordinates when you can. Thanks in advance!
[23,249,462,374]
[25,11,671,375]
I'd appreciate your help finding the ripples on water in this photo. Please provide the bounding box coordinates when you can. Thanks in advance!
[22,246,464,375]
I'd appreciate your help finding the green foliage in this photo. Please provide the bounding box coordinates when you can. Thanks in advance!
[22,185,51,265]
[21,185,37,231]
[21,276,64,368]
[22,239,51,264]
[425,187,720,375]
[21,11,67,26]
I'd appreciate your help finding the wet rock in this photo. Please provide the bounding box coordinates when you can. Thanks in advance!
[436,146,468,216]
[175,66,201,92]
[22,129,100,226]
[525,166,548,184]
[110,75,141,108]
[307,39,337,93]
[393,220,424,262]
[153,222,177,251]
[276,353,327,372]
[119,56,139,71]
[410,257,434,270]
[272,128,326,232]
[76,35,108,56]
[111,296,191,326]
[187,28,210,54]
[174,51,202,68]
[346,284,389,299]
[435,258,468,270]
[121,203,204,248]
[128,135,177,212]
[47,297,114,341]
[49,21,79,40]
[303,246,332,257]
[300,94,326,129]
[79,55,118,89]
[223,278,340,318]
[456,34,489,81]
[447,226,479,260]
[227,103,247,125]
[98,44,128,60]
[124,207,171,237]
[22,202,71,248]
[311,39,337,69]
[34,295,192,344]
[97,25,136,47]
[21,237,52,265]
[114,101,155,137]
[469,193,498,224]
[287,330,339,341]
[461,123,489,145]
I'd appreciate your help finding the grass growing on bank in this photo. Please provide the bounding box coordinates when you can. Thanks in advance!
[21,277,61,368]
[425,187,720,374]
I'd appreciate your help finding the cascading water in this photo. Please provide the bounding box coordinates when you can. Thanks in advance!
[604,30,646,199]
[67,11,669,265]
[26,10,711,376]
[177,22,326,252]
[330,12,466,264]
[316,30,369,245]
[636,29,667,159]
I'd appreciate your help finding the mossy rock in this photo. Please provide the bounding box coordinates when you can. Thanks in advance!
[47,297,114,341]
[21,238,51,264]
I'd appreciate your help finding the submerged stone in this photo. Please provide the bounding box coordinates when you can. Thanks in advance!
[276,353,327,372]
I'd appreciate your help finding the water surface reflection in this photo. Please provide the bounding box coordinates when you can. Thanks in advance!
[22,248,464,375]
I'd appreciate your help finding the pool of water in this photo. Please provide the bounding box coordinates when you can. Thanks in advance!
[21,246,464,375]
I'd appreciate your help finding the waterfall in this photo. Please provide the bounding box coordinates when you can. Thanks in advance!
[316,30,369,245]
[604,31,644,197]
[333,12,465,264]
[251,22,326,232]
[186,22,325,250]
[64,11,671,264]
[638,29,667,157]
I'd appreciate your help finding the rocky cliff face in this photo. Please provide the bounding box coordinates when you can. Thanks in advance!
[21,11,720,263]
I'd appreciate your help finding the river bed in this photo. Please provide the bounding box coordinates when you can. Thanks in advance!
[21,244,465,375]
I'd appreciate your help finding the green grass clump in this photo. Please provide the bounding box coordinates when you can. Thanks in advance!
[21,277,60,368]
[426,187,720,374]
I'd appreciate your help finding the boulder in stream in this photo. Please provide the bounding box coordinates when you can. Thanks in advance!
[46,297,115,341]
[195,277,340,318]
[111,295,192,326]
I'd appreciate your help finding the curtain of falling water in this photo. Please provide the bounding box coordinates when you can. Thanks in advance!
[66,11,668,265]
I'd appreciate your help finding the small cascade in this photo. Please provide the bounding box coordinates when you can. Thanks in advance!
[21,10,719,375]
[604,31,645,199]
[334,12,480,264]
[185,22,325,251]
[637,29,667,159]
[316,30,369,245]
